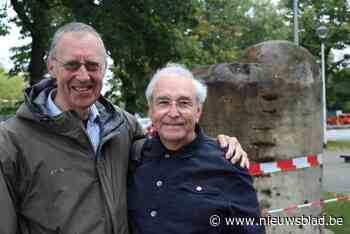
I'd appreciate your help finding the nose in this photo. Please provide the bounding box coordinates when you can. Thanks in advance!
[167,102,180,118]
[75,64,90,81]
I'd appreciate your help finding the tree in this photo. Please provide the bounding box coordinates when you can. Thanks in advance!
[6,0,74,85]
[328,67,350,112]
[177,0,290,68]
[9,0,52,85]
[56,0,289,114]
[280,0,350,110]
[238,0,291,49]
[61,0,199,114]
[0,67,27,114]
[0,2,9,36]
[0,0,293,114]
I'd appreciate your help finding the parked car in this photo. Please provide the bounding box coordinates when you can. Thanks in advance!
[327,113,350,125]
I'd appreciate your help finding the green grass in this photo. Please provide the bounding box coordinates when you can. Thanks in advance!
[323,192,350,234]
[0,107,17,115]
[326,141,350,151]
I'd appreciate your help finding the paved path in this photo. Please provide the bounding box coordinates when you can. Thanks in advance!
[323,149,350,193]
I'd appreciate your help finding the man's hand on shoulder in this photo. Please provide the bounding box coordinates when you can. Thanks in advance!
[217,135,249,169]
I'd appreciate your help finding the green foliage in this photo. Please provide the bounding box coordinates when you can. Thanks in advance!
[280,0,350,53]
[0,2,9,36]
[326,140,350,150]
[241,0,291,46]
[8,0,75,84]
[9,44,31,77]
[280,0,350,113]
[0,69,26,99]
[175,0,241,67]
[56,0,289,114]
[0,67,27,114]
[60,0,200,113]
[178,0,290,69]
[2,0,349,115]
[328,68,350,112]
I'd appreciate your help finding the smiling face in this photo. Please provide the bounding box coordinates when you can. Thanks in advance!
[149,74,203,150]
[47,32,106,119]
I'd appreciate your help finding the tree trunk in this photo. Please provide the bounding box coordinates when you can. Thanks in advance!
[11,0,51,86]
[29,32,48,86]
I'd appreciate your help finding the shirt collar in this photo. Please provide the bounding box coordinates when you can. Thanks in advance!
[46,88,100,122]
[89,102,100,123]
[144,124,205,159]
[47,89,62,117]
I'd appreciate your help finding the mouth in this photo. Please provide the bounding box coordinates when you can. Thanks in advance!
[163,123,184,127]
[71,85,93,95]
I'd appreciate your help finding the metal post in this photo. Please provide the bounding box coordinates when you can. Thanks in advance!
[293,0,299,45]
[321,42,327,145]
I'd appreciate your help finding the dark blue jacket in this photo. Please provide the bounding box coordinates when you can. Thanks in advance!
[128,126,265,234]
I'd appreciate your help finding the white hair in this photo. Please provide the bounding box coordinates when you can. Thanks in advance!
[145,63,207,106]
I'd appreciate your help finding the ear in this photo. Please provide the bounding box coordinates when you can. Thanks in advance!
[195,105,203,123]
[47,56,56,79]
[102,60,108,75]
[148,107,153,120]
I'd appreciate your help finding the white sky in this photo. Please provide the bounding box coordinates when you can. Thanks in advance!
[0,26,30,70]
[0,4,30,71]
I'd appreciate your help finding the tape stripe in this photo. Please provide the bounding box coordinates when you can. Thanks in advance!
[249,154,322,176]
[263,195,350,215]
[294,157,309,169]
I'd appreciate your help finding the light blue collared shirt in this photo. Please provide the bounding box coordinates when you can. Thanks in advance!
[46,89,101,153]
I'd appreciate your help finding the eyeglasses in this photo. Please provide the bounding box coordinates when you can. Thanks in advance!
[153,97,195,112]
[53,57,102,72]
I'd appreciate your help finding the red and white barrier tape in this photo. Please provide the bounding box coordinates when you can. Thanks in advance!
[249,154,322,176]
[263,194,350,215]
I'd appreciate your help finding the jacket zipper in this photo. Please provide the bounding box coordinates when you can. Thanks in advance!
[95,128,122,233]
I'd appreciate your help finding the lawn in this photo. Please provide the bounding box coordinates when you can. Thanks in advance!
[322,141,350,233]
[323,192,350,234]
[326,140,350,151]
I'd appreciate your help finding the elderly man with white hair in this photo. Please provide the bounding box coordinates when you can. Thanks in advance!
[128,63,265,234]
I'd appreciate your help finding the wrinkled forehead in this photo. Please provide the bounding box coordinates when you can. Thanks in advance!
[153,74,197,99]
[55,32,106,58]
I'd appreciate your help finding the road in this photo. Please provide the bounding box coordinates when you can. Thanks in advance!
[323,128,350,193]
[323,149,350,193]
[327,128,350,141]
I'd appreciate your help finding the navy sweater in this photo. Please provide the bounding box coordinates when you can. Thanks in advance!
[128,126,265,234]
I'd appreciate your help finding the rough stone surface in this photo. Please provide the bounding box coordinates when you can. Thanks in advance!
[195,40,323,233]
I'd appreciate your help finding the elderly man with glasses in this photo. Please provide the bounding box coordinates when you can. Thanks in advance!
[0,22,248,234]
[128,63,265,234]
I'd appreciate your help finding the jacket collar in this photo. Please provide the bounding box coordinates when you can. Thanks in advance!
[17,77,123,137]
[46,88,100,124]
[144,124,205,159]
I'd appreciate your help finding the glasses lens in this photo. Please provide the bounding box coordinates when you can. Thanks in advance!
[64,61,82,71]
[85,61,100,72]
[59,59,101,72]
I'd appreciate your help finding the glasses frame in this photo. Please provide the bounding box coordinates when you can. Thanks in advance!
[52,57,103,73]
[153,97,196,113]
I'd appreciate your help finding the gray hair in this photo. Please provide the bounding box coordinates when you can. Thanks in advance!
[48,22,107,59]
[145,63,207,106]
